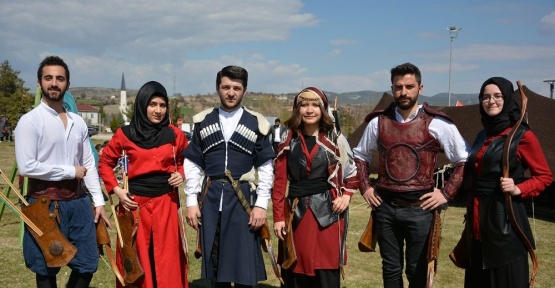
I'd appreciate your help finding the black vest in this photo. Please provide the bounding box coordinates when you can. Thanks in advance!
[467,125,534,268]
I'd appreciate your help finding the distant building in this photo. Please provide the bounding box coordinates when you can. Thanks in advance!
[77,104,99,125]
[120,73,128,123]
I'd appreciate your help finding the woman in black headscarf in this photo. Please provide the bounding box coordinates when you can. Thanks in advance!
[99,81,189,288]
[462,77,552,287]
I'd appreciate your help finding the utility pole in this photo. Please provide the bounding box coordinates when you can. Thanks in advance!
[448,26,462,107]
[544,79,555,99]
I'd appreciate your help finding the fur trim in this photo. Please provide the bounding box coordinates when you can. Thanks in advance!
[192,108,217,123]
[244,107,271,135]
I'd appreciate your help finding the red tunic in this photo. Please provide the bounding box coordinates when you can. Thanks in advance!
[471,128,552,239]
[99,125,188,288]
[272,131,358,276]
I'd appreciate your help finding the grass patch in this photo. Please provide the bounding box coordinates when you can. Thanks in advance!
[1,141,554,287]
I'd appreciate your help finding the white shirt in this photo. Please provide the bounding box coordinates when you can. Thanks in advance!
[14,101,104,207]
[184,107,274,209]
[273,126,281,142]
[353,104,469,164]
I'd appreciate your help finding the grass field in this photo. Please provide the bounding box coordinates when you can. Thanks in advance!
[1,140,554,287]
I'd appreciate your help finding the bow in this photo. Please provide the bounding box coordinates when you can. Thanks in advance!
[168,101,190,265]
[501,80,537,286]
[332,96,341,133]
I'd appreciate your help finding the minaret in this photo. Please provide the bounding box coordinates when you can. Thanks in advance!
[120,73,128,123]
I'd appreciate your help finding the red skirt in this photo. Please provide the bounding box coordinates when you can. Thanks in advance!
[116,191,188,288]
[292,207,345,276]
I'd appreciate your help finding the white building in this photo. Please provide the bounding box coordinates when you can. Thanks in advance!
[77,104,99,125]
[120,73,128,123]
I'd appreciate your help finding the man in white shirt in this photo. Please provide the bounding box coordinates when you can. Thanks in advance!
[271,118,283,153]
[183,65,274,288]
[15,56,110,288]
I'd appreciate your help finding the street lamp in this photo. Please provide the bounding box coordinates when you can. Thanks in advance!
[544,79,555,99]
[448,26,462,107]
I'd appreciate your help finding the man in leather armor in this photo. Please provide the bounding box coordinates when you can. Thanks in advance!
[353,62,469,288]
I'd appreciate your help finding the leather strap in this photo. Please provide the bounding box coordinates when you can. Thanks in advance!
[224,169,283,285]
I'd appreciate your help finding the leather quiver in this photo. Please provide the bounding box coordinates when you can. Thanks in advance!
[96,218,111,250]
[358,209,378,252]
[117,208,144,285]
[20,196,77,267]
[259,223,272,253]
[194,231,202,259]
[279,198,298,270]
[427,210,442,262]
[96,215,125,286]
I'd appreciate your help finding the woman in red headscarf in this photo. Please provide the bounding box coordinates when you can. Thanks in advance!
[272,87,358,288]
[99,81,188,288]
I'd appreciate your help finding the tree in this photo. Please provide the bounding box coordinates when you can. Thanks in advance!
[110,113,125,133]
[170,97,181,125]
[0,60,33,127]
[98,105,107,128]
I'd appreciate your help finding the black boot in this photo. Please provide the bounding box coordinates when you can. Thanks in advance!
[36,274,57,288]
[66,271,93,288]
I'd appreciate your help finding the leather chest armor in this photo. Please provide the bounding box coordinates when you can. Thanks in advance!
[376,107,440,192]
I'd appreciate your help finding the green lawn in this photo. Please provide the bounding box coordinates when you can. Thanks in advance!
[1,140,554,287]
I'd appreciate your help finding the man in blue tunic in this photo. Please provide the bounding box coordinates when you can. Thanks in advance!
[184,65,275,288]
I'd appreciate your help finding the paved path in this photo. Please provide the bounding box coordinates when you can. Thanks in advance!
[91,133,113,141]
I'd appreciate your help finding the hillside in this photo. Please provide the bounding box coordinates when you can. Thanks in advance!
[70,87,480,137]
[70,86,479,107]
[327,90,479,106]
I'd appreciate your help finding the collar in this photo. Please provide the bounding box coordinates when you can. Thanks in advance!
[394,104,422,123]
[218,106,243,119]
[40,100,69,117]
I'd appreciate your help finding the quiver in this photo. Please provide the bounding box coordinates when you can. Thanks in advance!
[20,196,77,267]
[117,207,144,285]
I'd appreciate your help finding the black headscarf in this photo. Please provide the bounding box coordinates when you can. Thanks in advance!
[122,81,175,149]
[479,77,523,136]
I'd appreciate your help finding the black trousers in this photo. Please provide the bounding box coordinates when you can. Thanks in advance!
[272,142,279,154]
[376,202,432,288]
[281,268,340,288]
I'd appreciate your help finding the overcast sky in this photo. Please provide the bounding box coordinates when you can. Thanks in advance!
[2,0,554,98]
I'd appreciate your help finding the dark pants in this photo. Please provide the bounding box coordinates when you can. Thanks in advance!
[23,196,98,276]
[376,202,432,288]
[272,142,279,154]
[281,268,340,288]
[465,239,529,288]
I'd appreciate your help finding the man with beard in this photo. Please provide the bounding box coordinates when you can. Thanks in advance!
[353,62,469,288]
[184,65,274,288]
[15,55,110,288]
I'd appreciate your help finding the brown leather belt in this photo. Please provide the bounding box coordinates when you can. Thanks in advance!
[390,200,425,207]
[28,179,85,200]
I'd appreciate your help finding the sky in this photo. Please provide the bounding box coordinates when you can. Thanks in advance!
[1,0,555,100]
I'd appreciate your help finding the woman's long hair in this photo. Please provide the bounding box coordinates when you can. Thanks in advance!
[284,87,335,134]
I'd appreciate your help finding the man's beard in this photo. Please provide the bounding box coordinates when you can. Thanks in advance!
[395,95,418,111]
[219,94,243,111]
[41,86,66,102]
